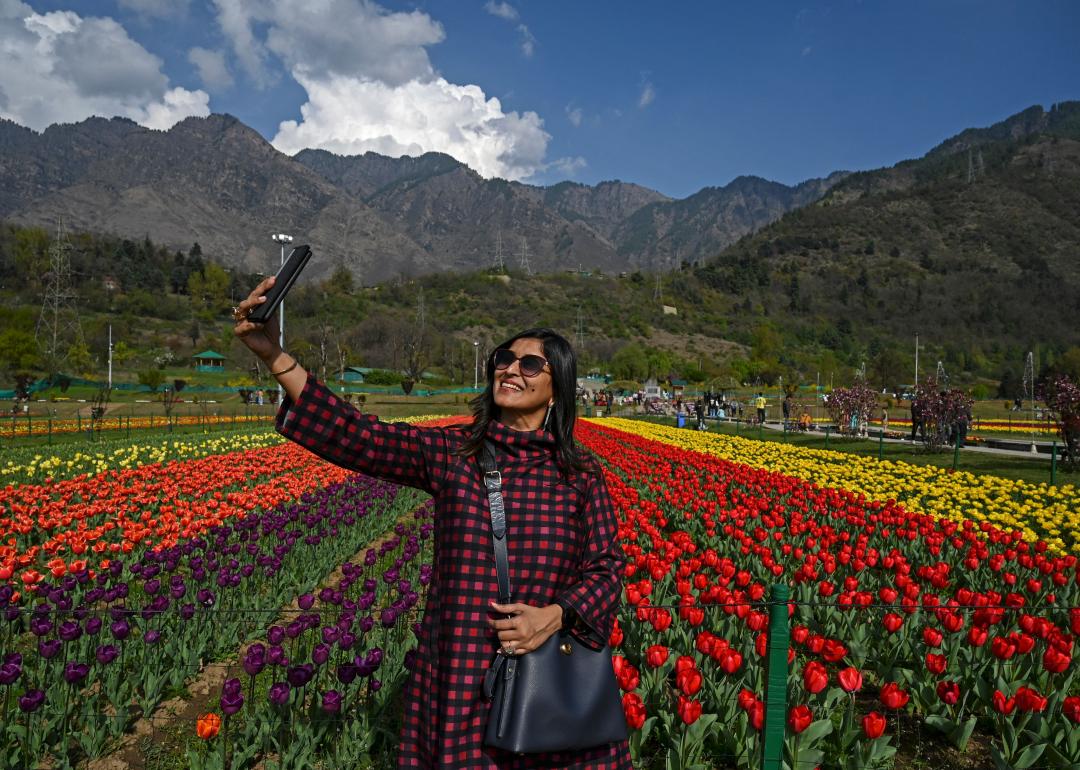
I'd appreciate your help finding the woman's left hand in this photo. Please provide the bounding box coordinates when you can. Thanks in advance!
[488,602,563,655]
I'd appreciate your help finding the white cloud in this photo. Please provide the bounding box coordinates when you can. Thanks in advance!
[0,2,208,131]
[188,46,234,91]
[517,24,536,58]
[211,0,551,180]
[484,0,535,59]
[484,1,519,22]
[566,104,583,127]
[638,80,656,109]
[549,156,586,176]
[273,75,550,180]
[117,0,190,19]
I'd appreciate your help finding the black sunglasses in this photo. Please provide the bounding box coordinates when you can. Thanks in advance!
[492,348,550,377]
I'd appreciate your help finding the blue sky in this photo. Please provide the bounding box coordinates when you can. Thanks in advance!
[3,1,1078,197]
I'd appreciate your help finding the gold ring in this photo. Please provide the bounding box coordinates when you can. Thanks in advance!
[503,645,516,656]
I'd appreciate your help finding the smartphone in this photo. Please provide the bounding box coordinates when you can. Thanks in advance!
[247,244,312,323]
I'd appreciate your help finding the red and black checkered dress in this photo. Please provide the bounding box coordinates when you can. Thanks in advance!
[277,375,632,769]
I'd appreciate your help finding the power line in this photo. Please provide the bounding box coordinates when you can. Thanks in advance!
[35,216,84,373]
[518,236,532,276]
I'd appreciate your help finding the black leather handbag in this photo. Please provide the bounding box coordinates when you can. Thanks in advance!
[479,443,628,754]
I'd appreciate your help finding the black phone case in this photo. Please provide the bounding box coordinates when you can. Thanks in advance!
[248,245,312,323]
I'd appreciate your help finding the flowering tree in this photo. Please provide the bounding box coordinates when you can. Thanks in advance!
[911,376,974,452]
[825,380,878,436]
[1041,374,1080,469]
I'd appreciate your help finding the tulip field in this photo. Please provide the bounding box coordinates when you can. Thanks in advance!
[1,415,1079,769]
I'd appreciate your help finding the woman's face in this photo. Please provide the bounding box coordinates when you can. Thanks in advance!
[492,337,554,429]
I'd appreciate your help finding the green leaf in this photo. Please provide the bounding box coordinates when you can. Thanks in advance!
[1011,742,1046,769]
[924,714,955,736]
[949,716,977,751]
[798,718,834,746]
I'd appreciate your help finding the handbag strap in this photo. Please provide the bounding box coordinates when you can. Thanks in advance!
[479,441,513,605]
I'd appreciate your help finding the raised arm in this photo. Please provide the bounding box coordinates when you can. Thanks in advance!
[233,275,449,492]
[275,374,449,493]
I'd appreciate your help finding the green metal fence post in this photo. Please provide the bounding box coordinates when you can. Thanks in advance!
[1051,441,1057,486]
[824,426,830,448]
[762,583,791,770]
[952,431,960,471]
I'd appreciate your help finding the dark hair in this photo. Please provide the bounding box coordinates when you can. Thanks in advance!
[456,328,593,477]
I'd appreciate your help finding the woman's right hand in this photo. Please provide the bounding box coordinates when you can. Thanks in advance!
[233,276,281,362]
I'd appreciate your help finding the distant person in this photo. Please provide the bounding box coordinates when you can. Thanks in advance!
[910,399,924,442]
[754,392,766,425]
[881,407,889,433]
[695,399,707,430]
[782,396,792,429]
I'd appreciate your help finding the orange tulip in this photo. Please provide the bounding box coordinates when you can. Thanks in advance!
[196,712,222,739]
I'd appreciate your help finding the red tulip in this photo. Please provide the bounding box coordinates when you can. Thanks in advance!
[1063,695,1080,724]
[838,667,863,693]
[788,705,813,734]
[1015,686,1047,713]
[936,680,960,705]
[719,649,743,675]
[737,688,757,712]
[677,695,702,725]
[1043,646,1070,673]
[883,613,904,633]
[925,653,947,676]
[879,682,910,710]
[862,711,887,739]
[802,661,828,694]
[645,644,669,669]
[992,690,1015,715]
[750,700,765,731]
[622,692,646,730]
[990,636,1017,660]
[676,668,703,697]
[922,627,943,647]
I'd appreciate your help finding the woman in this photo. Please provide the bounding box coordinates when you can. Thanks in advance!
[233,278,631,770]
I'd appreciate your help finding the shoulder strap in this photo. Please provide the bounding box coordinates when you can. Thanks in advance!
[479,441,513,604]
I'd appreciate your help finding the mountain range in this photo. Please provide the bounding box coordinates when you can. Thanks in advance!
[0,113,844,282]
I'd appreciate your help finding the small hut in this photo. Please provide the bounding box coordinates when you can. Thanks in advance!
[193,350,226,373]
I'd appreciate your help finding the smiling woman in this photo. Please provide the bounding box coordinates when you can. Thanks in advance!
[233,308,631,768]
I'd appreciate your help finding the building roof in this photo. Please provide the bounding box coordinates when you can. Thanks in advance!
[193,350,226,360]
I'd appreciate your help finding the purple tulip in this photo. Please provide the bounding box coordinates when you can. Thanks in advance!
[268,645,288,667]
[404,650,417,671]
[143,579,160,596]
[96,645,119,665]
[369,677,382,693]
[0,662,21,685]
[63,662,89,684]
[144,630,161,645]
[285,621,303,639]
[297,594,315,611]
[268,682,290,706]
[312,644,330,666]
[336,664,357,685]
[267,626,285,645]
[321,626,340,645]
[110,619,131,640]
[30,617,53,637]
[4,653,21,666]
[359,616,374,633]
[286,664,314,688]
[18,689,45,713]
[58,620,82,642]
[367,648,384,667]
[220,677,244,715]
[321,690,342,713]
[38,639,62,660]
[196,589,215,607]
[84,616,102,635]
